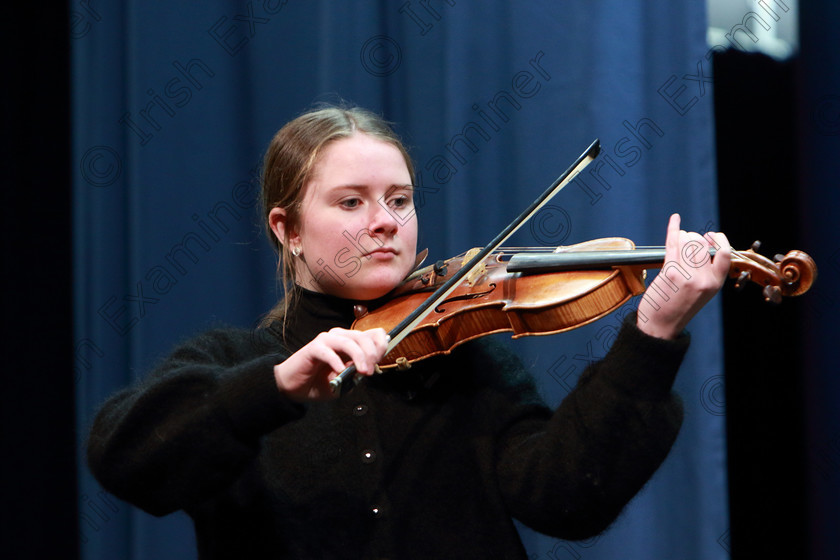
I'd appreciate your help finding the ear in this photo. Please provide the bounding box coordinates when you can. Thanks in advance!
[268,207,299,248]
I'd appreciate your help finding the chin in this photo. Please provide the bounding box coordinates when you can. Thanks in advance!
[346,283,399,302]
[344,271,407,302]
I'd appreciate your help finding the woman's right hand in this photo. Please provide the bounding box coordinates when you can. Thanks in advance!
[273,327,390,401]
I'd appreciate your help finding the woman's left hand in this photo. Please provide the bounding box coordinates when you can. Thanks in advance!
[636,213,731,339]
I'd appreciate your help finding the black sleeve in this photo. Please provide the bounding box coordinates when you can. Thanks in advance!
[493,313,689,539]
[86,328,305,516]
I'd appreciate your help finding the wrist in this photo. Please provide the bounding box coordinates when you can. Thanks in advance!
[636,316,681,340]
[273,359,297,395]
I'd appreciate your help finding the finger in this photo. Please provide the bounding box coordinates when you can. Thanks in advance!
[350,331,381,375]
[342,328,390,353]
[307,340,352,376]
[702,230,721,250]
[310,331,371,375]
[709,231,732,281]
[679,231,713,269]
[665,213,681,261]
[330,329,388,374]
[368,328,390,357]
[358,329,391,375]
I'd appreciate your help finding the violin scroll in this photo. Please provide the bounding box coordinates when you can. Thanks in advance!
[728,241,817,302]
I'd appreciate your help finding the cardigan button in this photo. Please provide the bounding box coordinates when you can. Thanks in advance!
[361,449,377,464]
[353,404,369,416]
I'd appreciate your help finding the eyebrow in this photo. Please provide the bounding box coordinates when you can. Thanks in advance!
[327,183,414,193]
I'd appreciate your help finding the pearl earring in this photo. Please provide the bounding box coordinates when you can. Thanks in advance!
[291,246,301,257]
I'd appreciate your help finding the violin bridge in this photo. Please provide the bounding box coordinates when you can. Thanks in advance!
[462,247,485,286]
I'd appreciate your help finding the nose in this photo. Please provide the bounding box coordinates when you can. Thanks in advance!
[369,200,399,236]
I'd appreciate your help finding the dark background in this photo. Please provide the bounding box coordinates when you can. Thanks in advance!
[715,49,807,559]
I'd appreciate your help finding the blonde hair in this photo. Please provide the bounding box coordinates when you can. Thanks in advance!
[259,105,415,328]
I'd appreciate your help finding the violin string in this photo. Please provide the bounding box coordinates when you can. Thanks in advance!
[492,245,747,260]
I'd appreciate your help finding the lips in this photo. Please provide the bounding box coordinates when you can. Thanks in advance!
[362,247,400,263]
[363,247,398,257]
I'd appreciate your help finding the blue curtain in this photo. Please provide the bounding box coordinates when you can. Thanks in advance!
[72,1,728,558]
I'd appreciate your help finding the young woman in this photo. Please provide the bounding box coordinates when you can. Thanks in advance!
[87,106,731,559]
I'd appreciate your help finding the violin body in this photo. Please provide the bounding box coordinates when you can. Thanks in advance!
[355,239,644,370]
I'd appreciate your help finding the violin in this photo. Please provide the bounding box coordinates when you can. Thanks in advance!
[329,140,817,393]
[352,238,817,371]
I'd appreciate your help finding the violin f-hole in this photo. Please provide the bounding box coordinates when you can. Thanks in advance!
[434,283,497,313]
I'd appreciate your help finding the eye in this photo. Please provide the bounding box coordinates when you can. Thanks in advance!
[389,194,412,209]
[340,197,361,209]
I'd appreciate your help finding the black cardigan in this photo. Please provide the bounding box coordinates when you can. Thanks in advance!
[87,289,689,559]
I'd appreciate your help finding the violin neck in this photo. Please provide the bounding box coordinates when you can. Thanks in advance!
[505,248,716,274]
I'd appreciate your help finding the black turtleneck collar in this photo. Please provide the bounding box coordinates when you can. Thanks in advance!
[275,288,359,353]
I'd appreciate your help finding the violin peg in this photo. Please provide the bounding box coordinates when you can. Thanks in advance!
[751,240,762,252]
[734,270,750,290]
[433,260,448,277]
[773,253,785,263]
[762,285,782,305]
